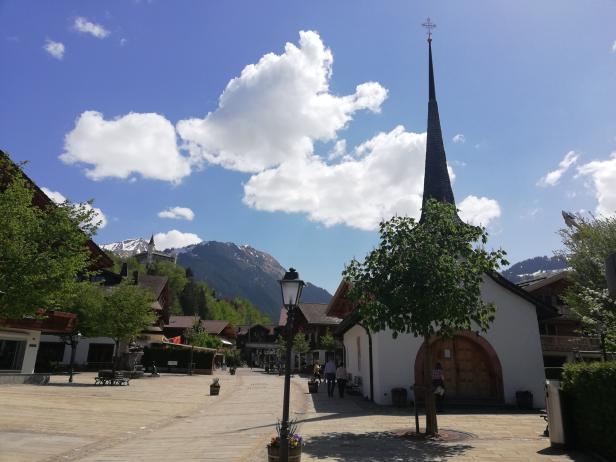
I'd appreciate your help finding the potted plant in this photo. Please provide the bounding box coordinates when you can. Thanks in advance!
[267,420,302,461]
[308,378,318,394]
[210,377,220,396]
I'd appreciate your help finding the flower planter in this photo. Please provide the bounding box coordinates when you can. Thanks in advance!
[308,381,319,393]
[210,385,220,396]
[267,445,301,462]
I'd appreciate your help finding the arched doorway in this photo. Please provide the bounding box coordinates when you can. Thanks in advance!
[414,333,504,402]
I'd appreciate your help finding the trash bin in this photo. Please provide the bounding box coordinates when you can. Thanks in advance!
[392,387,407,407]
[545,380,565,446]
[516,390,533,410]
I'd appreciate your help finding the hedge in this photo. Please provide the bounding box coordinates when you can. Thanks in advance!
[561,361,616,460]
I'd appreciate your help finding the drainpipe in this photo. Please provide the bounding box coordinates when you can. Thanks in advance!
[360,324,374,402]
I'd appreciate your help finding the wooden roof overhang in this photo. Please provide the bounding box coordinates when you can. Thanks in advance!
[0,310,77,334]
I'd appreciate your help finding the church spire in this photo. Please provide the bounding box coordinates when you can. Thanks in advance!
[420,20,457,221]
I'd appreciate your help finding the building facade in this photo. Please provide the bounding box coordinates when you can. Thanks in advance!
[327,38,553,408]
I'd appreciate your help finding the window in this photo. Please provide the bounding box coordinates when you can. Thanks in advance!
[87,344,114,365]
[0,339,26,371]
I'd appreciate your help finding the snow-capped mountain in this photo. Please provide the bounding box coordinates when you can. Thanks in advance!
[502,256,569,283]
[100,238,332,320]
[100,238,149,258]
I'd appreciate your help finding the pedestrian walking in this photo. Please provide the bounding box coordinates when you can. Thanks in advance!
[324,357,336,397]
[336,363,347,398]
[313,362,322,383]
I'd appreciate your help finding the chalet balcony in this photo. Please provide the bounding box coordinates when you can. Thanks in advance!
[540,335,601,352]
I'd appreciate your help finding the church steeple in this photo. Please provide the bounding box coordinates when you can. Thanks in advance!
[420,23,457,221]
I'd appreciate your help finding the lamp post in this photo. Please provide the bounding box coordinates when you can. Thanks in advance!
[278,268,304,462]
[68,332,82,383]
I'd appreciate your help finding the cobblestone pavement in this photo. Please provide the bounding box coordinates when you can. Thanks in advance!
[0,368,304,462]
[297,381,595,462]
[0,370,596,461]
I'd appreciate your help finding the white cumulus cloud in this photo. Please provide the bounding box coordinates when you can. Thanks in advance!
[243,126,503,230]
[158,206,195,221]
[177,30,388,173]
[60,111,192,183]
[577,152,616,216]
[244,126,426,230]
[60,30,500,230]
[44,40,65,59]
[452,134,465,144]
[41,187,107,229]
[458,195,501,227]
[74,17,109,39]
[154,230,202,249]
[537,150,579,187]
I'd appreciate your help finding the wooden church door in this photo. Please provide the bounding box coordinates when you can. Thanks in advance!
[431,336,497,400]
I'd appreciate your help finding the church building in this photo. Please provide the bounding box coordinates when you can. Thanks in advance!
[328,36,554,408]
[134,235,176,267]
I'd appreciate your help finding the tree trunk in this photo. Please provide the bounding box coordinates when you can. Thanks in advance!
[113,339,120,373]
[68,337,77,383]
[600,333,607,361]
[423,336,438,435]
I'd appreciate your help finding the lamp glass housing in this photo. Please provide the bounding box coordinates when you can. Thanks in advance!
[279,268,304,308]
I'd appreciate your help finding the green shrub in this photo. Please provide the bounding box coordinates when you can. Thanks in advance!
[561,361,616,460]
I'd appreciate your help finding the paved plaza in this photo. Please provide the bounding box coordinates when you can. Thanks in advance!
[0,369,594,461]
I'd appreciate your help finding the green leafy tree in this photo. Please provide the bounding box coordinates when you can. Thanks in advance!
[185,321,222,349]
[320,328,336,353]
[60,282,106,381]
[0,154,100,319]
[225,348,242,368]
[343,200,507,435]
[98,281,156,371]
[293,332,310,354]
[558,214,616,358]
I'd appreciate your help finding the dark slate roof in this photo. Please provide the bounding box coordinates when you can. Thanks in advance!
[202,320,231,335]
[279,303,342,326]
[420,39,457,221]
[166,315,200,329]
[134,250,175,260]
[136,274,168,299]
[236,324,276,336]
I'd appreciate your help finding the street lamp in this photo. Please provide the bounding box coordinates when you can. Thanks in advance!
[278,268,304,462]
[68,332,82,383]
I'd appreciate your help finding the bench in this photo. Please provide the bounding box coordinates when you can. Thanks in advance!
[94,370,130,386]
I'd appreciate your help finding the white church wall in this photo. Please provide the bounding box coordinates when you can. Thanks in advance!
[343,324,371,399]
[371,329,423,406]
[341,275,547,408]
[480,275,546,408]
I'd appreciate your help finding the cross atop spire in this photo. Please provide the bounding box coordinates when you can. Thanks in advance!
[420,22,458,222]
[421,17,436,42]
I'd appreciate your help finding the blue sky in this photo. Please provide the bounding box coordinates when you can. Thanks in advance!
[2,1,616,294]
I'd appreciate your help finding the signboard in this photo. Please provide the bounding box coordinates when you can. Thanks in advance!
[167,360,178,366]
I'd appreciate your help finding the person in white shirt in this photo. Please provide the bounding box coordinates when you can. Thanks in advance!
[323,358,337,397]
[335,363,348,398]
